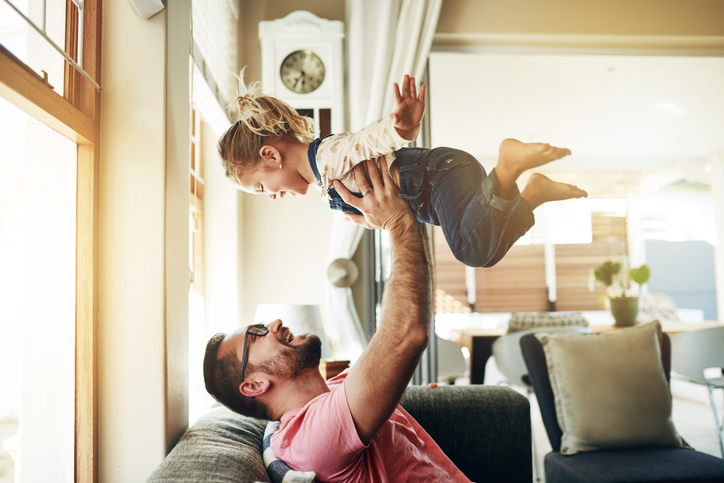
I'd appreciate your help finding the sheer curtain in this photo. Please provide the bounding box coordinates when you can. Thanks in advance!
[324,0,442,362]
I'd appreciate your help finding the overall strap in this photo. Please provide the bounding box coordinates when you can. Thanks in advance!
[307,134,336,185]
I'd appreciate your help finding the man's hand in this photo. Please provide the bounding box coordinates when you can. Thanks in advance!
[333,157,412,231]
[392,75,426,140]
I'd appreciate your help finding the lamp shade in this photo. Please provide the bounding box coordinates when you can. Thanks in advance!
[253,304,332,360]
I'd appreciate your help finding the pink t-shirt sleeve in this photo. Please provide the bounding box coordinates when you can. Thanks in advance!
[271,378,367,479]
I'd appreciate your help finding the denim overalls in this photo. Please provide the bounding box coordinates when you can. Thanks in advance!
[308,138,534,268]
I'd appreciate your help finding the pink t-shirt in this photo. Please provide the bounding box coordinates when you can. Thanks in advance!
[270,371,471,483]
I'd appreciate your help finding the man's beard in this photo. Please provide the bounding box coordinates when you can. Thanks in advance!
[254,335,322,380]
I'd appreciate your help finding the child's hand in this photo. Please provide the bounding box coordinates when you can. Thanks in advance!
[392,75,426,141]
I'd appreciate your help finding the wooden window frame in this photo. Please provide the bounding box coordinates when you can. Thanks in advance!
[0,1,102,481]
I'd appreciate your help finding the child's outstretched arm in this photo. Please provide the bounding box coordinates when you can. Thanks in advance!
[392,75,426,141]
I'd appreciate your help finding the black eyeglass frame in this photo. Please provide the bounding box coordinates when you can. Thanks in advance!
[240,323,269,383]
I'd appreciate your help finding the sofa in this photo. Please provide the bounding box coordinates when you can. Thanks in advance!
[147,385,532,483]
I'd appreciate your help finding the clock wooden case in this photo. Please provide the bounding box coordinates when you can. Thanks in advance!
[259,11,344,137]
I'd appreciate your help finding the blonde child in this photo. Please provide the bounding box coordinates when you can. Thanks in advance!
[218,74,586,268]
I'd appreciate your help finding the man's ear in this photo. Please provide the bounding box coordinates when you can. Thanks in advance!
[239,377,271,398]
[258,145,282,171]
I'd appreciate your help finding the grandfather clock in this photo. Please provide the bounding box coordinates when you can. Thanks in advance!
[259,11,345,137]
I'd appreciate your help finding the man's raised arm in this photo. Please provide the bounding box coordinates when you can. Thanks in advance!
[332,158,432,444]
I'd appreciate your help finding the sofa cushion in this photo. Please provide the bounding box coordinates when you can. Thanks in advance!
[146,405,270,483]
[545,447,724,482]
[507,311,588,333]
[535,321,685,455]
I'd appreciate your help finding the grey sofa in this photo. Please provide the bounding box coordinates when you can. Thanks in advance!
[147,385,531,483]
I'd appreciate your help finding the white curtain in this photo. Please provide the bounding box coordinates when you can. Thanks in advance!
[324,0,442,362]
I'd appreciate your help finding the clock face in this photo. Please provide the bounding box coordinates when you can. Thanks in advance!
[280,50,325,94]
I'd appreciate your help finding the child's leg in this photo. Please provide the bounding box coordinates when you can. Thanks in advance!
[494,138,571,200]
[425,152,533,268]
[481,174,586,267]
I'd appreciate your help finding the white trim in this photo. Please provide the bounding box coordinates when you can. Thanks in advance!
[710,156,724,320]
[433,32,724,49]
[432,33,724,56]
[193,63,231,136]
[544,242,557,304]
[465,266,476,306]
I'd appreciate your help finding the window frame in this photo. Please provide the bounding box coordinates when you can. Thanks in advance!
[0,1,102,481]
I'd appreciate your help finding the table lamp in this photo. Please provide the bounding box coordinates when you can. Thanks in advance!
[253,304,332,360]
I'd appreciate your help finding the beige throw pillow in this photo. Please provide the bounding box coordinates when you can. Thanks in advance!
[536,321,685,455]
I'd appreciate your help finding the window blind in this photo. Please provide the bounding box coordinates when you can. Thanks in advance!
[192,0,239,108]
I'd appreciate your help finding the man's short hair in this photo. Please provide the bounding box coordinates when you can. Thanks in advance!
[203,332,271,420]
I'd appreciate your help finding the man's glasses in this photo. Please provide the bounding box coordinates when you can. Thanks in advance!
[240,323,269,383]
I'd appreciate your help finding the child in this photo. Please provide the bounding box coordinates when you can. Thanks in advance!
[218,74,587,268]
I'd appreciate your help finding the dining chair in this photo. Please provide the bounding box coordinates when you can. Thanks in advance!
[671,325,724,457]
[436,335,467,384]
[493,325,591,481]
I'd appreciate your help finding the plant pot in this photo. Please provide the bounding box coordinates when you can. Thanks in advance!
[607,297,639,327]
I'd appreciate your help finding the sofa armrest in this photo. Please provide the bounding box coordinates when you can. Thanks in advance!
[400,385,531,483]
[146,405,270,483]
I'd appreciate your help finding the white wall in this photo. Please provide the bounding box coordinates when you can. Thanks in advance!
[240,194,336,326]
[202,120,241,334]
[98,0,168,479]
[236,1,344,329]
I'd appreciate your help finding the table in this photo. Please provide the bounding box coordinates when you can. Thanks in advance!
[448,320,724,385]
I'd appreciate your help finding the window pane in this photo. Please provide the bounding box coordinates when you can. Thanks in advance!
[0,0,68,96]
[0,96,76,482]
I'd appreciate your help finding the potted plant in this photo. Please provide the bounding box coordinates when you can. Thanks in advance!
[589,256,651,326]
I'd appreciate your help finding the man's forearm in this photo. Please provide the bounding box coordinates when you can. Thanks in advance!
[377,212,432,345]
[334,158,433,444]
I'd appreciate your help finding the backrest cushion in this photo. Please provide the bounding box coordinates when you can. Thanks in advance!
[146,405,271,483]
[534,321,685,455]
[507,311,588,334]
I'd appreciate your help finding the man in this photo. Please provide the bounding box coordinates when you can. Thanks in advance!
[203,157,470,482]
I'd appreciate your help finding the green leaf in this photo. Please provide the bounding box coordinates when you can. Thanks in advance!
[594,261,620,286]
[630,264,651,286]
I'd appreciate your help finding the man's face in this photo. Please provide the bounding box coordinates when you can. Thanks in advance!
[219,319,322,382]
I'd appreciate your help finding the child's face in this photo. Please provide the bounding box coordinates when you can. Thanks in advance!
[237,164,310,200]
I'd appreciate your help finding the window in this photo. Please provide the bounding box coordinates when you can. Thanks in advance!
[0,96,78,482]
[0,0,102,481]
[434,199,631,314]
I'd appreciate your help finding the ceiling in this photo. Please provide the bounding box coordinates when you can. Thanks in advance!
[428,52,724,197]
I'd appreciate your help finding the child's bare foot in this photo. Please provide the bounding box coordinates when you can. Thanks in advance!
[521,173,587,210]
[495,139,571,198]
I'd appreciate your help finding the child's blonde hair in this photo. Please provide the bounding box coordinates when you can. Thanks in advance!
[218,69,315,185]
